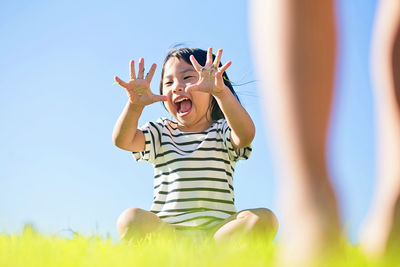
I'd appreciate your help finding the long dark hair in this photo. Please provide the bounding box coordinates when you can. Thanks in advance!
[160,47,240,121]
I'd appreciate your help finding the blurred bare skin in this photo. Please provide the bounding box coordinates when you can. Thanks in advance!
[250,0,400,264]
[249,0,340,264]
[360,0,400,258]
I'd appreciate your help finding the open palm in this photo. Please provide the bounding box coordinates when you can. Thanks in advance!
[114,58,167,106]
[186,48,232,96]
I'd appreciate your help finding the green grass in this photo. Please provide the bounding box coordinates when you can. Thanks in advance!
[0,227,399,267]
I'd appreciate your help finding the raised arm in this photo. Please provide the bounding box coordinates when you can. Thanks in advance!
[187,48,255,149]
[113,58,167,152]
[213,86,255,148]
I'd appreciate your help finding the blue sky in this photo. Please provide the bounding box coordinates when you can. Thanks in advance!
[1,0,377,242]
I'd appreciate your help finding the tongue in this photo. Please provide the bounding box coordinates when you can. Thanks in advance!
[179,99,192,113]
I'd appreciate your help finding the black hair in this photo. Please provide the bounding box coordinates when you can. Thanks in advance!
[159,47,240,121]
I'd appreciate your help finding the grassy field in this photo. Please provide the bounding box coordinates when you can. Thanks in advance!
[1,226,399,267]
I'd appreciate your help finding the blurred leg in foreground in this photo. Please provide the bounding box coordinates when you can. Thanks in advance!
[249,0,340,264]
[360,0,400,258]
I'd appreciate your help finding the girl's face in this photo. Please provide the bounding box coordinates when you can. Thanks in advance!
[162,57,212,132]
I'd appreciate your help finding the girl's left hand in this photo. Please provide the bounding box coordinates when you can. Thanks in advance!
[186,47,232,96]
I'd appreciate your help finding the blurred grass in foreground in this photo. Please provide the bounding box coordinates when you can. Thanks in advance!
[0,226,399,267]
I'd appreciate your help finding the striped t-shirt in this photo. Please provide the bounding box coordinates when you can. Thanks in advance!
[133,118,251,232]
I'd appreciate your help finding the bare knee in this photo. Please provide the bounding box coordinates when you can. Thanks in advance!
[116,207,159,240]
[116,207,140,238]
[238,208,279,236]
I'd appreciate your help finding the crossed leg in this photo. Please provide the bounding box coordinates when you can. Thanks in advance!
[117,207,278,243]
[116,207,175,241]
[213,208,278,242]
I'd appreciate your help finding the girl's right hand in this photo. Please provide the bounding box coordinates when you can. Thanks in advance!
[114,58,167,106]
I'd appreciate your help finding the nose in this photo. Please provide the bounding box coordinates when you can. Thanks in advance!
[172,82,184,93]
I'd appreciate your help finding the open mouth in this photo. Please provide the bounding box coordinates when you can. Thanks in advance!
[174,97,192,117]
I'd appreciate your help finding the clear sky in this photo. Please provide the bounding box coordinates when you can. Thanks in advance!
[1,0,377,242]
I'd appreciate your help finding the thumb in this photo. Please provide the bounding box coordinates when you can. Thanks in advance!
[185,84,199,93]
[152,94,168,103]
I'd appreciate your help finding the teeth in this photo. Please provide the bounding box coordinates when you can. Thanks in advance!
[174,97,189,103]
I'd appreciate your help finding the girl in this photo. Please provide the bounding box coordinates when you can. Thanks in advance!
[113,47,278,242]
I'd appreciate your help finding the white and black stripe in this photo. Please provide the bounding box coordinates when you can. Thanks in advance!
[133,118,251,231]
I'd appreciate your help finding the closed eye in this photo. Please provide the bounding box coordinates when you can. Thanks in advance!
[184,76,195,80]
[164,81,173,86]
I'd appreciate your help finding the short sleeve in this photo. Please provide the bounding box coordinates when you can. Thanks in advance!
[132,120,163,163]
[219,119,252,162]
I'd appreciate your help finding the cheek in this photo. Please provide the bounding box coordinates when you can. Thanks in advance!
[161,86,169,96]
[161,88,172,100]
[187,77,199,85]
[193,92,212,109]
[163,92,175,113]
